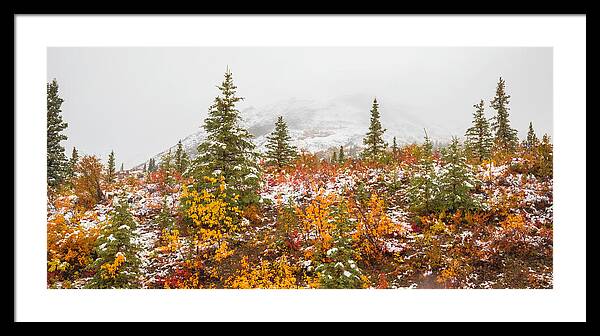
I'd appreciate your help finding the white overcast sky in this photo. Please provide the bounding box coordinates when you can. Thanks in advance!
[47,47,552,168]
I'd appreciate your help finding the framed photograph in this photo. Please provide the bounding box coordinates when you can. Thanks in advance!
[15,15,586,322]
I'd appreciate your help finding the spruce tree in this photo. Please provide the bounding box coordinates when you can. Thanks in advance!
[67,146,79,180]
[160,149,173,172]
[156,196,174,229]
[174,141,183,169]
[331,150,338,164]
[536,134,553,178]
[47,79,69,188]
[189,68,261,206]
[490,77,518,153]
[525,121,539,150]
[465,99,493,163]
[392,137,398,157]
[338,146,345,163]
[87,198,141,288]
[264,116,298,169]
[148,158,156,173]
[439,137,479,212]
[315,201,364,289]
[120,163,124,172]
[106,150,116,184]
[181,152,190,172]
[408,130,439,214]
[174,140,190,174]
[143,163,147,173]
[361,98,387,161]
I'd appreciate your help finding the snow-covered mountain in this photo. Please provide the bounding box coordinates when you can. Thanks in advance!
[135,96,458,169]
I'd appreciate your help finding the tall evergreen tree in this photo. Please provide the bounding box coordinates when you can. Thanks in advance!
[181,152,190,172]
[106,150,116,184]
[264,116,298,169]
[156,196,175,230]
[160,149,173,172]
[87,198,141,288]
[189,68,260,206]
[143,163,147,173]
[525,121,539,150]
[148,158,156,173]
[67,146,79,180]
[536,134,553,178]
[361,98,387,161]
[47,79,69,188]
[338,146,345,163]
[408,130,439,214]
[439,137,479,212]
[490,77,518,153]
[392,137,398,157]
[120,163,124,172]
[174,141,183,168]
[465,99,493,163]
[331,150,338,164]
[174,140,190,174]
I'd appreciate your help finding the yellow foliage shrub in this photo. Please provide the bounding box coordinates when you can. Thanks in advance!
[47,212,100,282]
[354,194,395,238]
[296,191,336,251]
[160,228,180,253]
[100,252,126,279]
[226,256,298,289]
[180,178,242,235]
[214,241,235,262]
[350,193,398,263]
[500,213,526,231]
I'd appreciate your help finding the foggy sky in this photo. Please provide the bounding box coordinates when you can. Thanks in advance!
[47,47,552,168]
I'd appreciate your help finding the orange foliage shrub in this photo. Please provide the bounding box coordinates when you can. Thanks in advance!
[73,155,105,209]
[295,191,336,252]
[350,193,399,263]
[242,203,262,225]
[124,174,141,188]
[397,144,420,165]
[488,188,524,219]
[147,169,184,195]
[500,213,526,231]
[47,212,100,284]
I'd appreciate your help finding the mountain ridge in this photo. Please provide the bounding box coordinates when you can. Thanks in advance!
[133,97,458,170]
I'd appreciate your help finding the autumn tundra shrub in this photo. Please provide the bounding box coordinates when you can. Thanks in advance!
[47,212,100,286]
[295,190,337,257]
[274,199,303,254]
[176,176,244,287]
[162,259,203,289]
[147,169,177,196]
[350,193,400,265]
[180,176,242,241]
[403,213,454,278]
[226,255,298,289]
[73,155,106,209]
